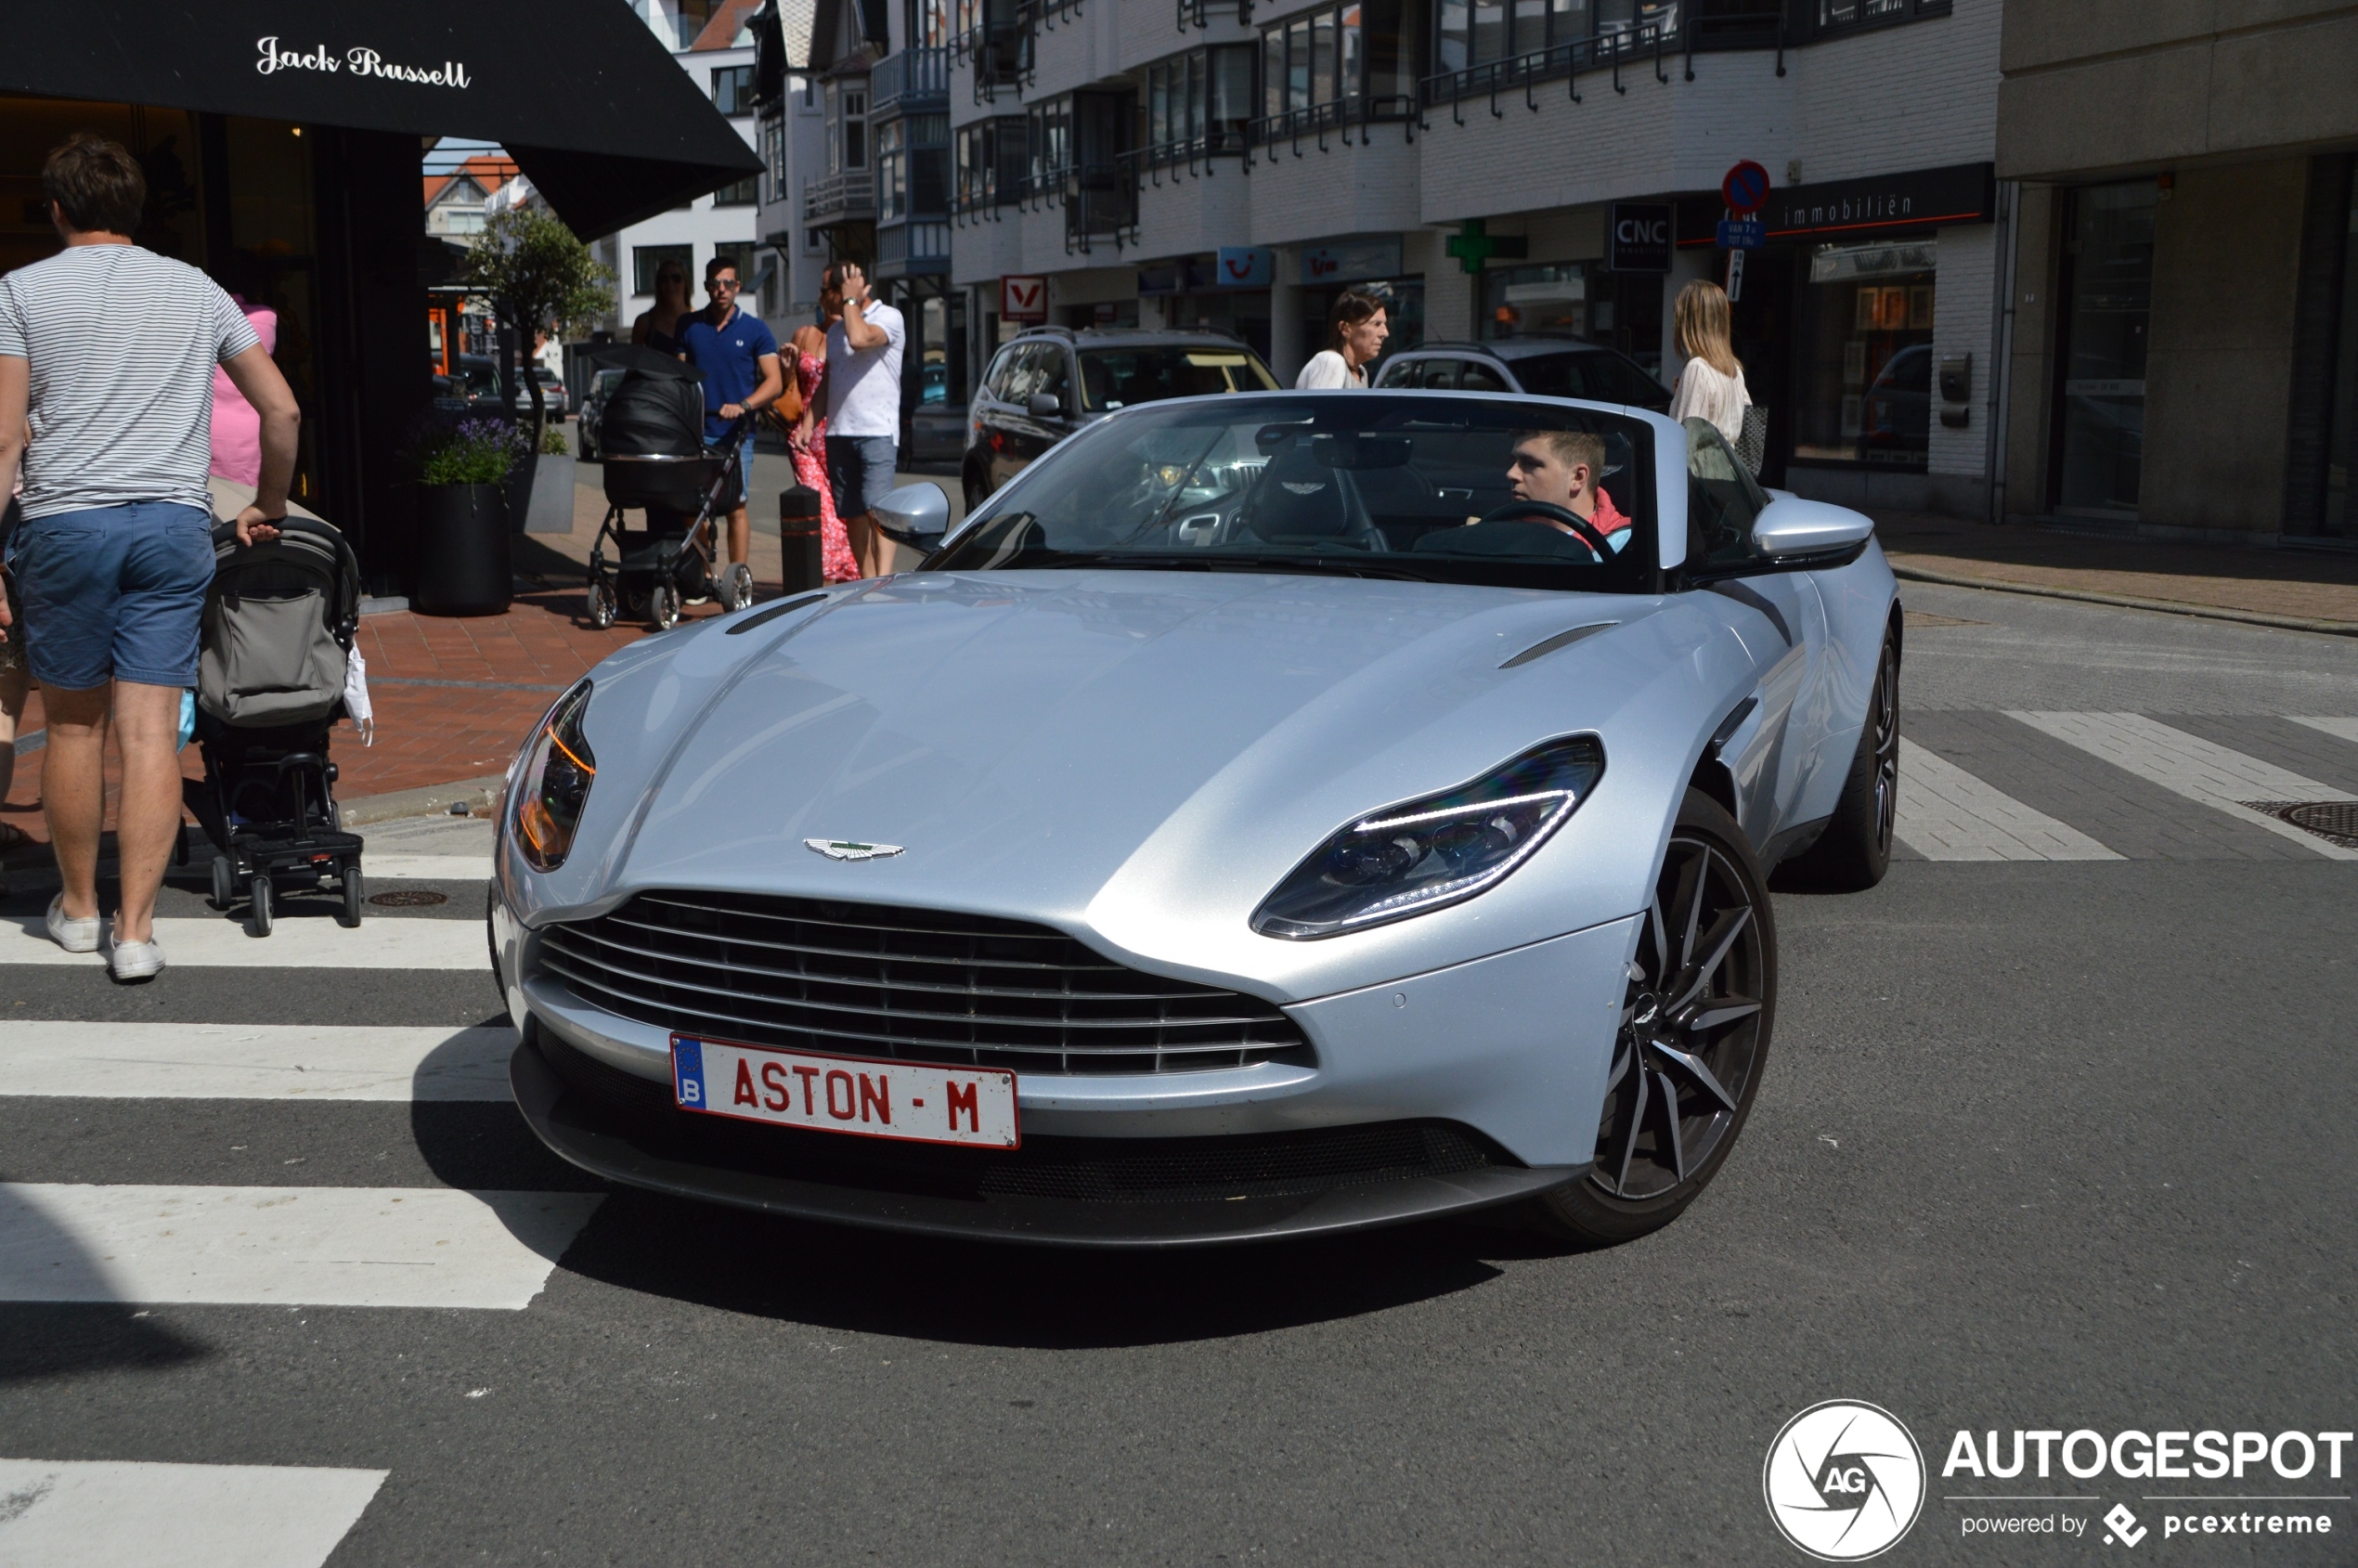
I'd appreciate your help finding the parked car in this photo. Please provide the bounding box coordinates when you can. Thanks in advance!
[576,369,629,460]
[496,387,1902,1248]
[963,327,1280,508]
[1859,343,1931,461]
[1375,336,1670,411]
[432,355,508,415]
[514,366,569,420]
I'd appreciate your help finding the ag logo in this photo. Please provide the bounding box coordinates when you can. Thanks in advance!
[1763,1400,1925,1561]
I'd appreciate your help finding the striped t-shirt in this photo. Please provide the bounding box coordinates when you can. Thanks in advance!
[0,244,261,521]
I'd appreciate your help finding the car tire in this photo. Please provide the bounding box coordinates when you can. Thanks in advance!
[1529,786,1776,1247]
[1774,626,1898,893]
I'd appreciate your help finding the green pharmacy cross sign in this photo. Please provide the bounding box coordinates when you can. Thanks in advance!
[1445,219,1529,276]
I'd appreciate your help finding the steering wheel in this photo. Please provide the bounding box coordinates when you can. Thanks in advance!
[1479,500,1614,560]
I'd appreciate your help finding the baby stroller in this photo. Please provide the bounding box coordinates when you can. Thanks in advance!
[586,354,757,631]
[177,516,367,935]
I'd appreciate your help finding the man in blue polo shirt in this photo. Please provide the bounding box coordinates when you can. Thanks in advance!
[678,255,784,593]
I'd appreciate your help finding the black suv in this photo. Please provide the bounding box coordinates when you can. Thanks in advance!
[964,327,1279,506]
[1373,336,1671,410]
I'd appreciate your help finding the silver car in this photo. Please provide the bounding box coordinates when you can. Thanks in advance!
[495,390,1900,1248]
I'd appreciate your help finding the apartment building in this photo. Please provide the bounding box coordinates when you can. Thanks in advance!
[1994,3,2358,543]
[596,0,771,334]
[926,0,1999,514]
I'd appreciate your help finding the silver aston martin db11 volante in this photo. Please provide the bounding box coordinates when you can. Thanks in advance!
[496,390,1900,1247]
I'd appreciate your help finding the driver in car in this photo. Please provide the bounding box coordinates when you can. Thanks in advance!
[1419,429,1631,559]
[1498,430,1630,546]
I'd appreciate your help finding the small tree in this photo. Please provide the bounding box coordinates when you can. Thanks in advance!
[460,205,615,450]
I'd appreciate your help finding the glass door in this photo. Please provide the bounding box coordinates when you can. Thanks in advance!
[2054,180,2157,515]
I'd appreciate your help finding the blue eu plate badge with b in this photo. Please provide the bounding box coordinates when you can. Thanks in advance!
[671,1036,707,1108]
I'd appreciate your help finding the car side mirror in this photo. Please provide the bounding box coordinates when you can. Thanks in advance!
[872,479,952,547]
[1751,496,1875,559]
[1027,392,1062,419]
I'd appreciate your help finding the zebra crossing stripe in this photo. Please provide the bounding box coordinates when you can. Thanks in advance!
[356,853,494,881]
[1895,739,2123,862]
[0,1458,386,1568]
[2287,716,2358,748]
[0,1022,512,1101]
[2006,711,2358,861]
[0,915,490,968]
[0,1185,602,1309]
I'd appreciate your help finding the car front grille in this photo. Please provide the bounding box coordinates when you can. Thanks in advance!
[536,889,1313,1075]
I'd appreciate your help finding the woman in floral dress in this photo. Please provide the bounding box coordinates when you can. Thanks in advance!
[790,288,859,582]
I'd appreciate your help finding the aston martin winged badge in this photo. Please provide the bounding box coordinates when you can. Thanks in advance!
[804,838,905,862]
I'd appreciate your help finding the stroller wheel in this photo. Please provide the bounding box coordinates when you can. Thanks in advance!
[587,578,616,630]
[725,563,755,613]
[249,875,274,938]
[651,580,680,630]
[210,855,235,911]
[341,865,365,928]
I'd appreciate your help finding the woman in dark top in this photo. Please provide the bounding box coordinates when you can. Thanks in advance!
[629,258,694,356]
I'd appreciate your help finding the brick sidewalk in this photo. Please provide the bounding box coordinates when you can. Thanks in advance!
[1876,512,2358,630]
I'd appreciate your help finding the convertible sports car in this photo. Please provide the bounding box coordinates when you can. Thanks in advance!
[495,390,1900,1248]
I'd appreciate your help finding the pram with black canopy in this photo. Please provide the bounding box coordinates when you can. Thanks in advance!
[585,348,756,630]
[177,515,367,935]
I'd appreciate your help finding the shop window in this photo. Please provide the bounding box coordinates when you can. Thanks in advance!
[633,243,693,295]
[1484,263,1587,337]
[1790,239,1937,470]
[2054,181,2155,514]
[2322,170,2358,536]
[711,65,758,116]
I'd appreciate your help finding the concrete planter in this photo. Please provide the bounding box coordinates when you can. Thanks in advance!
[523,452,577,535]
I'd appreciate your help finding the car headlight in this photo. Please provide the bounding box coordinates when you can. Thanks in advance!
[1251,736,1605,940]
[512,680,596,873]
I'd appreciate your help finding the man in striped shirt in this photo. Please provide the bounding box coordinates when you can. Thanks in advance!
[0,134,300,980]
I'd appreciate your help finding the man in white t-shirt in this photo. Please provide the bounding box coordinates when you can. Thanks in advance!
[0,135,300,980]
[823,262,906,577]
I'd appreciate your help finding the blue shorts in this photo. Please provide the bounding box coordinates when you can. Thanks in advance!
[827,435,899,523]
[11,501,214,691]
[706,434,754,508]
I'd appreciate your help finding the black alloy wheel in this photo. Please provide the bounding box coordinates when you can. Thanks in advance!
[1535,789,1775,1245]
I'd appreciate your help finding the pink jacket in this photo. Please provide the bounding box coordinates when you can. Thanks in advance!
[209,299,279,486]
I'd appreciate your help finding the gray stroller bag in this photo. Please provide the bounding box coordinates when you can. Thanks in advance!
[197,518,360,726]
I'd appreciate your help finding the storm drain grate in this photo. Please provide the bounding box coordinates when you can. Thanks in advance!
[2244,801,2358,849]
[370,888,450,908]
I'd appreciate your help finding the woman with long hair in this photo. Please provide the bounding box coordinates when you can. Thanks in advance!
[790,282,860,582]
[1294,289,1390,388]
[1666,279,1750,443]
[629,258,695,356]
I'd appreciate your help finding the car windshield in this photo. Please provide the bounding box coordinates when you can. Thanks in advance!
[1077,346,1281,411]
[932,392,1659,592]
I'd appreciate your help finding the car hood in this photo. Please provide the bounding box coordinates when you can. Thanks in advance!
[542,569,1745,999]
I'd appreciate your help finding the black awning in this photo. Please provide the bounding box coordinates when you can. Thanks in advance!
[4,1,762,237]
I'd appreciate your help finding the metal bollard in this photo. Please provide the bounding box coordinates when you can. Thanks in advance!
[780,486,824,593]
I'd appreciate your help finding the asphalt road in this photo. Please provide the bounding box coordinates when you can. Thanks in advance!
[3,579,2354,1565]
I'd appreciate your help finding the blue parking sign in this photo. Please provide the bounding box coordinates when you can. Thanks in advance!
[1717,218,1765,250]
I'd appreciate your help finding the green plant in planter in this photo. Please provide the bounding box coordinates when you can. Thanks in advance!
[539,423,570,457]
[413,418,529,487]
[460,208,615,453]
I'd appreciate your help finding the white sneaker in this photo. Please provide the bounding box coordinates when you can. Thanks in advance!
[105,927,166,982]
[45,895,100,953]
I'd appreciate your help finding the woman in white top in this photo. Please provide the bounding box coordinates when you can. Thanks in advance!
[1665,279,1750,443]
[1294,289,1389,389]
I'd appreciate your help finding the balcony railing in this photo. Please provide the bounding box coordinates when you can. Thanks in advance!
[1248,95,1419,160]
[876,219,952,275]
[872,45,950,113]
[1175,0,1252,31]
[1420,2,1790,112]
[1122,130,1249,185]
[802,171,876,224]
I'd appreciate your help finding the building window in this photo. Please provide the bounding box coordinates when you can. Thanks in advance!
[877,118,908,221]
[711,242,757,287]
[633,243,693,295]
[1026,97,1072,195]
[955,116,1027,210]
[1814,0,1950,35]
[1262,0,1413,128]
[911,0,950,47]
[761,109,786,201]
[2054,182,2157,514]
[827,86,869,173]
[712,64,758,115]
[1436,0,1677,72]
[714,174,760,206]
[1790,240,1937,471]
[1145,46,1252,160]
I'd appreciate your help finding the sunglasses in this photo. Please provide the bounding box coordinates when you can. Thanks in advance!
[710,277,742,291]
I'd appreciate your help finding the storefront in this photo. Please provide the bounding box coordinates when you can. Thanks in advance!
[1138,253,1272,360]
[0,2,758,593]
[1479,260,1665,380]
[1678,162,1994,499]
